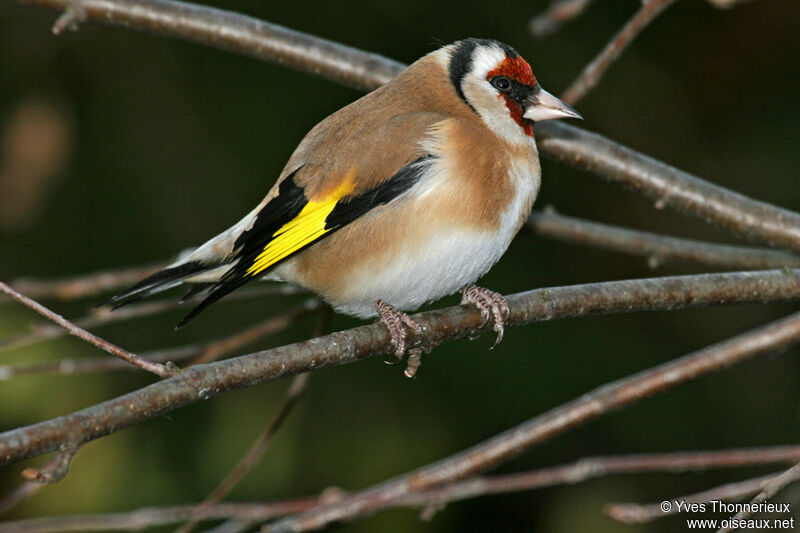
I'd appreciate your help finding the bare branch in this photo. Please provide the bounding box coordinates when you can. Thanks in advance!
[0,285,305,354]
[2,269,800,465]
[189,299,320,366]
[266,309,800,532]
[560,0,678,105]
[0,269,797,465]
[606,472,779,523]
[15,0,404,92]
[534,120,800,252]
[528,209,800,270]
[4,445,796,531]
[0,500,319,533]
[176,374,310,533]
[176,306,327,533]
[19,444,78,484]
[717,461,800,532]
[6,262,163,300]
[0,482,41,517]
[0,345,199,381]
[10,0,800,253]
[529,0,595,37]
[0,282,176,378]
[406,446,800,516]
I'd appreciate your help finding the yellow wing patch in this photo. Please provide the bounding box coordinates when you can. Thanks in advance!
[246,173,357,277]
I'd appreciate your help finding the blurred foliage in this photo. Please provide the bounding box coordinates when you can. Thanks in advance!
[1,0,799,531]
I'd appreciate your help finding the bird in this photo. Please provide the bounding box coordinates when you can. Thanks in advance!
[110,38,581,358]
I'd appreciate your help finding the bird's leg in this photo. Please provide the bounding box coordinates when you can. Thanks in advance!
[375,299,423,360]
[461,285,510,347]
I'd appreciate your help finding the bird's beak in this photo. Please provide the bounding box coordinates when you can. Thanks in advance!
[523,87,582,122]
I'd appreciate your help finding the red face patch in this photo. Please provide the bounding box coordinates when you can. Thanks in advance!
[487,56,537,137]
[486,56,537,87]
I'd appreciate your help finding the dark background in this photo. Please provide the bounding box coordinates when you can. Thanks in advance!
[1,0,799,531]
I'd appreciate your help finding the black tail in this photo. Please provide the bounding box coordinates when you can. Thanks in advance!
[109,261,207,309]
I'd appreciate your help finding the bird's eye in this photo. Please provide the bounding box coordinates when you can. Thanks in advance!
[491,76,512,92]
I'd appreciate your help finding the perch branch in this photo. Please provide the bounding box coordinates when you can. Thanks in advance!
[528,209,800,269]
[0,282,177,378]
[10,0,800,252]
[3,269,800,464]
[267,309,800,531]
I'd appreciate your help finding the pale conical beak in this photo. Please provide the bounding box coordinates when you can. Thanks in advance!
[523,87,582,122]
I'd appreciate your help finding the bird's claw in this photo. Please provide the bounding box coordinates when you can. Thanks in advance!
[461,285,510,347]
[376,300,423,370]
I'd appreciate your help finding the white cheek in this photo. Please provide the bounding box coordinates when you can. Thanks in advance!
[462,80,530,144]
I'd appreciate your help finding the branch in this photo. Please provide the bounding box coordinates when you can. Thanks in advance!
[0,299,319,381]
[4,445,796,531]
[0,282,177,379]
[404,446,800,516]
[529,0,595,37]
[560,0,678,105]
[528,209,800,270]
[0,500,319,533]
[718,461,800,532]
[0,285,304,354]
[267,309,800,532]
[6,262,163,300]
[11,0,800,253]
[606,472,779,523]
[2,269,800,464]
[175,374,310,533]
[0,345,200,381]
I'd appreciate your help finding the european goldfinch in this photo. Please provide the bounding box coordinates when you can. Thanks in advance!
[111,38,581,356]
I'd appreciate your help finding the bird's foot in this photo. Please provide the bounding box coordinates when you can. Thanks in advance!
[461,285,510,347]
[375,300,423,369]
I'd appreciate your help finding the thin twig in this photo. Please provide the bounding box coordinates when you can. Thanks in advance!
[606,472,779,523]
[0,345,200,381]
[528,209,800,270]
[405,447,800,517]
[0,500,319,533]
[3,269,800,465]
[529,0,595,37]
[6,262,163,300]
[50,0,86,34]
[0,298,317,381]
[717,461,800,533]
[11,0,800,252]
[20,444,78,484]
[176,308,329,533]
[0,282,176,378]
[0,482,41,517]
[189,299,320,366]
[266,309,800,532]
[0,446,81,516]
[0,285,305,354]
[176,375,310,533]
[561,0,678,105]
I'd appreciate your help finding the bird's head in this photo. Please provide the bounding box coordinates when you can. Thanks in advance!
[443,38,581,140]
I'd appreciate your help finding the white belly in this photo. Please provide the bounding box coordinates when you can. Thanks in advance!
[326,168,537,318]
